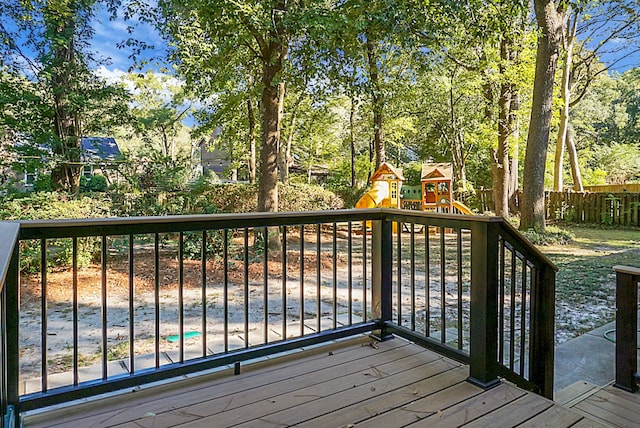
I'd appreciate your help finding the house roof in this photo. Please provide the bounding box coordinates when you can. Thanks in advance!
[81,137,121,161]
[421,163,452,181]
[370,162,405,182]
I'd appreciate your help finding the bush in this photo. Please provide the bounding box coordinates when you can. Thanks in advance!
[80,174,108,192]
[0,192,114,271]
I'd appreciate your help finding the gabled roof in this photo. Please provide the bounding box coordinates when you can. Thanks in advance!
[421,163,452,181]
[81,137,121,161]
[370,162,405,182]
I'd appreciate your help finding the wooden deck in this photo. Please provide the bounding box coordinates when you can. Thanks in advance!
[24,335,614,428]
[557,381,640,428]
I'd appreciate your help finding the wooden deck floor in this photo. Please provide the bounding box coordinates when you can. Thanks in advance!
[25,335,611,428]
[558,381,640,428]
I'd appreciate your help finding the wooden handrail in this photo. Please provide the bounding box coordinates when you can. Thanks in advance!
[0,222,20,293]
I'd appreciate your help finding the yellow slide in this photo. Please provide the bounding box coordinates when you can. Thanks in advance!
[355,181,389,208]
[452,201,474,215]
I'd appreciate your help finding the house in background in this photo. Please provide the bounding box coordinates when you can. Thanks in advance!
[4,136,122,191]
[197,128,238,181]
[80,137,122,179]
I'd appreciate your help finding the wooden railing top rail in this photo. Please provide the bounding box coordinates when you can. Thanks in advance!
[0,222,20,293]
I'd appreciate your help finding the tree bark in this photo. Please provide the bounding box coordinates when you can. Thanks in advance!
[509,89,521,213]
[553,11,577,192]
[247,98,256,184]
[258,55,282,213]
[350,95,356,188]
[566,126,584,191]
[520,0,566,231]
[494,38,514,217]
[48,3,82,194]
[276,81,288,182]
[366,36,385,169]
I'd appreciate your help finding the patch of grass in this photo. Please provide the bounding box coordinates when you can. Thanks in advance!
[522,226,574,246]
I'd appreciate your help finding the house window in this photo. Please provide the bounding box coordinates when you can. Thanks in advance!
[83,165,93,178]
[24,171,37,188]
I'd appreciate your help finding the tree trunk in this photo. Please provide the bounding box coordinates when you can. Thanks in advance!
[494,39,514,217]
[520,0,566,231]
[366,37,385,169]
[509,88,521,214]
[553,10,578,192]
[566,126,584,191]
[257,43,285,213]
[48,3,82,194]
[277,81,288,182]
[247,98,256,184]
[350,95,356,188]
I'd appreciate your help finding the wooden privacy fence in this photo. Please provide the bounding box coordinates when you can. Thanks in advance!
[471,190,640,227]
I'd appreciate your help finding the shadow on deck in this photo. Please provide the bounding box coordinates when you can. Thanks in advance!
[24,335,619,428]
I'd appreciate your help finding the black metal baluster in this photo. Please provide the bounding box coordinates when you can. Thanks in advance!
[282,227,287,340]
[499,239,506,365]
[316,224,321,333]
[348,222,353,326]
[201,230,207,357]
[101,236,107,380]
[332,223,337,330]
[300,225,305,336]
[440,227,446,344]
[223,229,229,353]
[362,221,367,322]
[457,229,463,350]
[244,228,249,348]
[520,261,528,376]
[425,227,430,337]
[411,223,416,331]
[154,233,160,368]
[72,238,78,386]
[263,227,268,344]
[179,232,184,363]
[129,234,135,374]
[41,239,47,392]
[397,222,402,326]
[509,250,516,371]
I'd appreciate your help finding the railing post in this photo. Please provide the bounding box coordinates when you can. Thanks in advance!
[530,264,556,399]
[371,218,393,341]
[4,242,20,427]
[468,221,500,389]
[613,266,639,393]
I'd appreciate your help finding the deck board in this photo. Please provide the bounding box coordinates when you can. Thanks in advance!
[23,335,617,428]
[566,384,640,428]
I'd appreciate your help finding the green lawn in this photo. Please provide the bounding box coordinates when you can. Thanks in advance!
[541,226,640,343]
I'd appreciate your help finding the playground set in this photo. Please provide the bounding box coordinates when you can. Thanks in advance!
[355,162,474,215]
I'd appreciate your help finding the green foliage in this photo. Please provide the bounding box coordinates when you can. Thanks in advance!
[80,174,108,192]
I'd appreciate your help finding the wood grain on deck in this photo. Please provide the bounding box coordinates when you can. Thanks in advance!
[25,335,610,428]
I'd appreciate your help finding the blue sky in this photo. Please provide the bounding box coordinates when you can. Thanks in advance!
[90,5,167,77]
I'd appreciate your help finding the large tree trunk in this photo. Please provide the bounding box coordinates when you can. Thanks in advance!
[520,0,566,231]
[257,40,286,213]
[247,98,257,184]
[48,3,82,194]
[366,37,385,169]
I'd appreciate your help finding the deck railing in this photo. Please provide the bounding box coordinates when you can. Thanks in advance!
[0,209,556,426]
[613,266,639,393]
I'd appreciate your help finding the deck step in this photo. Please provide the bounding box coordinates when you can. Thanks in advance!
[555,381,601,407]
